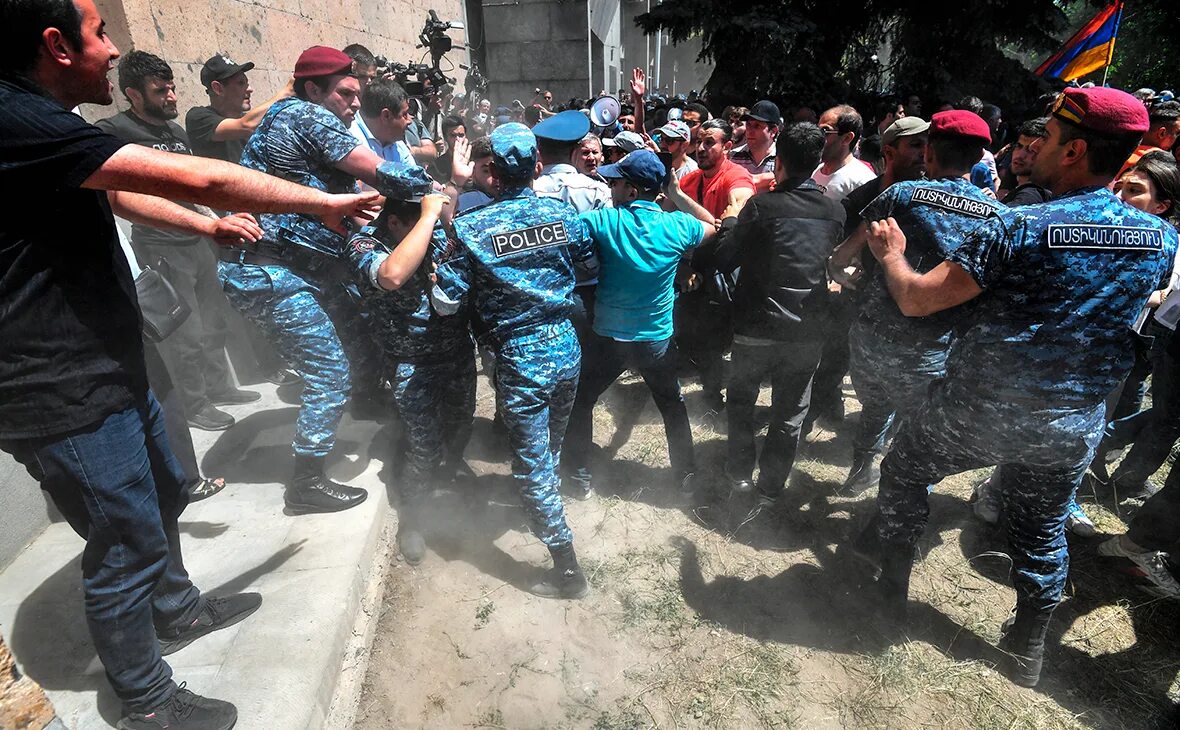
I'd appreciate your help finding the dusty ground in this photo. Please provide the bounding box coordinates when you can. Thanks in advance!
[355,369,1180,729]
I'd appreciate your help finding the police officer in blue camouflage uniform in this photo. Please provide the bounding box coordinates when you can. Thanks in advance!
[218,46,391,513]
[857,87,1178,689]
[432,123,598,599]
[345,163,474,564]
[831,111,1002,494]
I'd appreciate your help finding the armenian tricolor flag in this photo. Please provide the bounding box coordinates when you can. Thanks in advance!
[1035,1,1124,82]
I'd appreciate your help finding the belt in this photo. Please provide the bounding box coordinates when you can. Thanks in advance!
[217,248,287,268]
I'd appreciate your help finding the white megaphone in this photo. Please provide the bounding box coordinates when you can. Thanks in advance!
[589,95,622,127]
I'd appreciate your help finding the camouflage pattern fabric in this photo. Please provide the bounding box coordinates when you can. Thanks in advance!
[239,97,360,258]
[849,178,1002,459]
[390,354,477,500]
[875,186,1179,612]
[877,380,1103,611]
[218,263,349,457]
[432,183,593,549]
[494,323,580,548]
[432,188,596,345]
[346,225,472,363]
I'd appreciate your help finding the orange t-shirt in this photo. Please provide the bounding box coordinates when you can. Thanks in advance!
[680,160,755,219]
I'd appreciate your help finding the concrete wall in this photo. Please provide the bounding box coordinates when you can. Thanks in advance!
[80,0,468,122]
[482,0,591,106]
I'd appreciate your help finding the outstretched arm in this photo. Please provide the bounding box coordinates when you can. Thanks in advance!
[109,191,263,246]
[867,217,982,316]
[84,144,380,233]
[208,78,296,141]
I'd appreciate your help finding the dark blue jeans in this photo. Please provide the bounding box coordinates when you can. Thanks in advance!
[1,392,202,712]
[565,334,695,487]
[727,339,824,496]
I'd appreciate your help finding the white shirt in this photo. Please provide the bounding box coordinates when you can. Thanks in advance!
[811,158,877,202]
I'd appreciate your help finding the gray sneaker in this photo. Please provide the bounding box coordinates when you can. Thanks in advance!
[1098,536,1180,600]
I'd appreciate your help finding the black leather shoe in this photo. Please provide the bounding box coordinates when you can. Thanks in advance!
[208,388,261,406]
[285,476,368,514]
[159,593,262,656]
[187,405,234,431]
[841,454,881,495]
[118,686,236,730]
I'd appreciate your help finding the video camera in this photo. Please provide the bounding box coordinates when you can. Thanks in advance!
[373,10,467,98]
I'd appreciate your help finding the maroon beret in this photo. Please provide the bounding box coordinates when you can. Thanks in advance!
[1051,87,1149,137]
[293,46,354,79]
[929,110,992,145]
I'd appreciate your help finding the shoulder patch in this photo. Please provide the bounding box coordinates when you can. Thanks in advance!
[1045,224,1163,251]
[350,236,378,254]
[492,221,570,257]
[911,186,995,219]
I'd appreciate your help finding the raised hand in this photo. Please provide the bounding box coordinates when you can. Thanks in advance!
[450,136,474,188]
[630,67,647,99]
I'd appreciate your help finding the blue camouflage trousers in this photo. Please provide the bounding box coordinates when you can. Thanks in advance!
[494,322,580,550]
[391,351,477,501]
[848,318,948,460]
[218,263,350,457]
[876,380,1104,612]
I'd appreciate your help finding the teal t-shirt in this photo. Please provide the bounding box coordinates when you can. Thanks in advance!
[578,200,706,341]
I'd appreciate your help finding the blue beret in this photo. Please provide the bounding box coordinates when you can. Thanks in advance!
[532,110,591,142]
[375,162,433,202]
[490,123,538,176]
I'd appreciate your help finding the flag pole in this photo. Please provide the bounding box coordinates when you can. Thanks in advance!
[1101,0,1125,86]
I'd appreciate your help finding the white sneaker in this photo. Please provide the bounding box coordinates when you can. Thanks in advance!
[1098,536,1180,600]
[1065,499,1098,538]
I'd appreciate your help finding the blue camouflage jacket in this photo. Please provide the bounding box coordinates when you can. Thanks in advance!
[346,223,470,362]
[240,97,360,258]
[431,187,596,344]
[947,186,1178,405]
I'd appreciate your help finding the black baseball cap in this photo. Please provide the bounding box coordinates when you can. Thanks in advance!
[742,100,782,127]
[201,54,255,89]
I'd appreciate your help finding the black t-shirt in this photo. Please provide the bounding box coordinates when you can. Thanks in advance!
[1002,182,1052,207]
[185,105,244,165]
[841,174,885,237]
[0,76,148,439]
[94,110,202,248]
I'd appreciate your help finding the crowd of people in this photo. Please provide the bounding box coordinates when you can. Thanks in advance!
[4,0,1180,727]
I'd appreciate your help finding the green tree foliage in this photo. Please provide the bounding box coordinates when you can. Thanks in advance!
[637,0,1073,118]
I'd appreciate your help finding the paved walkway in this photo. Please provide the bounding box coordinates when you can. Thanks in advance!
[0,383,391,729]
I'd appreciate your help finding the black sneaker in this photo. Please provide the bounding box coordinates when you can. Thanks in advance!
[186,405,234,432]
[159,594,262,656]
[118,685,236,730]
[208,388,261,406]
[262,369,301,387]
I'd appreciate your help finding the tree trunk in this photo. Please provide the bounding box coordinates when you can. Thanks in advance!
[0,634,57,730]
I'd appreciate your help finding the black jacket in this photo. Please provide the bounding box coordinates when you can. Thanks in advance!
[694,178,845,342]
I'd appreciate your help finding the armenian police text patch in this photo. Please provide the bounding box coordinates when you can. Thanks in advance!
[1046,224,1163,251]
[911,187,995,218]
[491,221,569,257]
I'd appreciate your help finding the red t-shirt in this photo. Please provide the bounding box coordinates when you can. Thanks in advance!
[680,160,755,219]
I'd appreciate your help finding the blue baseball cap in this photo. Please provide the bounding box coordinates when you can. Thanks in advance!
[532,109,591,142]
[375,162,433,202]
[598,149,666,192]
[490,123,538,176]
